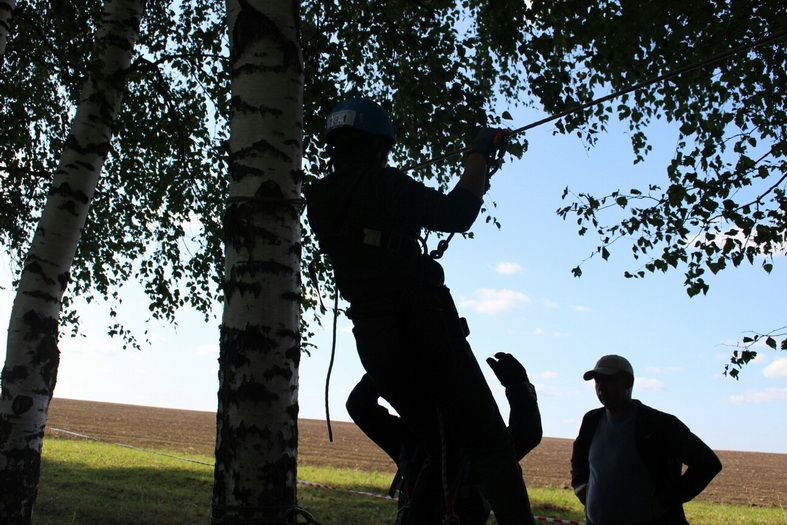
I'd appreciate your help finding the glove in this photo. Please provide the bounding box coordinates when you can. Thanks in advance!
[486,352,530,388]
[468,127,509,162]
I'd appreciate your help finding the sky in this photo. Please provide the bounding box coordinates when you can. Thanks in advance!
[1,104,786,455]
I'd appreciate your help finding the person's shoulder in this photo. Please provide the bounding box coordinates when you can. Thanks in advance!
[583,406,604,418]
[635,401,686,430]
[580,407,604,426]
[635,400,673,419]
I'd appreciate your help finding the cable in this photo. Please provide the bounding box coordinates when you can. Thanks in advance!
[402,28,787,173]
[324,290,339,442]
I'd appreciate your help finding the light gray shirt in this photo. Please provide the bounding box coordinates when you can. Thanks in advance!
[586,406,665,524]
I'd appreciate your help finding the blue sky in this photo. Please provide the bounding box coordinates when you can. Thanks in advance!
[1,104,785,454]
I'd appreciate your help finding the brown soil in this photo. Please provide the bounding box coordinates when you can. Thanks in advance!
[45,398,786,507]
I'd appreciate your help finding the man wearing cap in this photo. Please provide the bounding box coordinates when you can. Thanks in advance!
[306,98,534,524]
[571,355,722,525]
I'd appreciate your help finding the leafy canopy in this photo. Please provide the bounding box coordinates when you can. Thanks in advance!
[4,0,783,373]
[1,0,530,347]
[517,0,785,376]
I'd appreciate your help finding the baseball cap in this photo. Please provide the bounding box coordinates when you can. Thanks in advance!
[583,354,634,380]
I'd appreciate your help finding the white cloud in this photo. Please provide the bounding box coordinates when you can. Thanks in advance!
[551,331,570,338]
[763,358,787,378]
[533,328,544,336]
[729,388,787,405]
[573,305,592,313]
[543,299,559,309]
[636,377,665,392]
[533,383,570,398]
[536,371,558,380]
[459,289,530,314]
[495,262,523,275]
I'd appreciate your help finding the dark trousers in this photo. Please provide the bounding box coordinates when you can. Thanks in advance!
[351,286,534,525]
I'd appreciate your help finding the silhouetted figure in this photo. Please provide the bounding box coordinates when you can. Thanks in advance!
[347,352,542,524]
[306,98,535,524]
[571,355,722,525]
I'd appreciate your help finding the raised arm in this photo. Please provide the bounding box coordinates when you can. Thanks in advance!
[486,352,543,459]
[382,128,509,233]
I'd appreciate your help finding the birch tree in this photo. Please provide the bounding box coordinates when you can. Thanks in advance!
[211,2,304,523]
[1,1,224,344]
[0,0,144,521]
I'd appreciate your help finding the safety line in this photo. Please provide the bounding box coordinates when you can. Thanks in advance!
[47,426,391,500]
[47,426,586,524]
[49,427,215,466]
[402,28,787,173]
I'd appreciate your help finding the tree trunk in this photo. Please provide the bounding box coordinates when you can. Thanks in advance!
[211,1,304,524]
[0,0,15,64]
[0,1,144,522]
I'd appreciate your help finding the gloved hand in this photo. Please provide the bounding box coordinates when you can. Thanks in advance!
[468,127,509,162]
[486,352,530,388]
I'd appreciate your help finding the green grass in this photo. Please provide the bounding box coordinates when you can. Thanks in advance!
[37,438,787,524]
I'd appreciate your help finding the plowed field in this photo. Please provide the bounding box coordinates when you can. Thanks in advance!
[45,398,786,507]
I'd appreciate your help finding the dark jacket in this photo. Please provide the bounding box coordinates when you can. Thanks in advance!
[305,166,481,306]
[571,401,722,524]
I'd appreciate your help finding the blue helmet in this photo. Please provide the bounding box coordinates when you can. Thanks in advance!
[325,98,396,145]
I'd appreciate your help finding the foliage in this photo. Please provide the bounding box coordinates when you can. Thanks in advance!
[516,0,786,370]
[724,325,787,378]
[1,0,534,348]
[0,0,226,347]
[6,1,782,368]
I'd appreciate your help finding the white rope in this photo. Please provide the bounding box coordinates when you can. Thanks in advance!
[49,427,214,466]
[47,426,585,524]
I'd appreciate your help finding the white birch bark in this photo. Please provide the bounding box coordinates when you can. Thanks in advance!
[0,0,14,62]
[211,1,304,523]
[0,0,144,522]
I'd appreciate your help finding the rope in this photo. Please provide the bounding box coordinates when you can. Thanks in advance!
[48,427,214,466]
[324,290,339,442]
[402,28,787,173]
[46,427,585,524]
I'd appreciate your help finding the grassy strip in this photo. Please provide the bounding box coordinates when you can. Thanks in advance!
[37,438,786,525]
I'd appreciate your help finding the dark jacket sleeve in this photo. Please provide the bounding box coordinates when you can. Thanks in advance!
[382,170,482,233]
[672,419,723,502]
[637,403,722,506]
[505,382,542,460]
[571,409,603,490]
[346,374,406,463]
